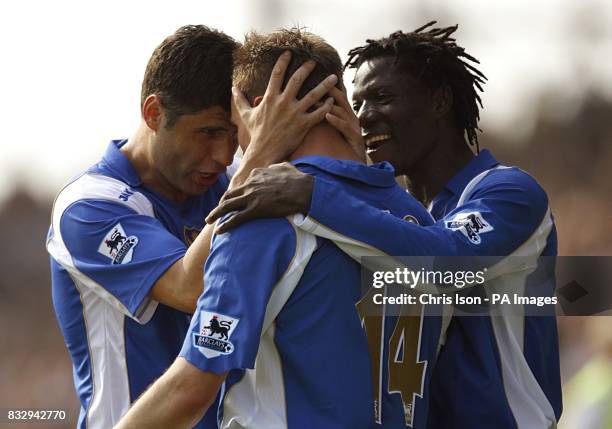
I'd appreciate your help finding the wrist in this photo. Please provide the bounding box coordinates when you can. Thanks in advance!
[245,130,293,165]
[229,151,264,188]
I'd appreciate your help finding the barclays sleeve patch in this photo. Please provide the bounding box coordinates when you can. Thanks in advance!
[193,311,239,358]
[445,211,493,244]
[97,223,139,264]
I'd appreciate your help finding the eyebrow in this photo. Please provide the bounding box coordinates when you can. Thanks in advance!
[364,82,394,93]
[197,125,236,135]
[353,83,393,101]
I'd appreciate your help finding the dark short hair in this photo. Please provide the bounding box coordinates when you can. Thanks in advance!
[346,22,487,150]
[232,28,343,104]
[141,25,239,127]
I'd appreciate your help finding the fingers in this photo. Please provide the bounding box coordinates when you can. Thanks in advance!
[325,112,352,138]
[232,87,251,114]
[220,183,248,202]
[206,195,248,224]
[215,209,253,234]
[327,86,352,112]
[284,60,317,100]
[265,51,292,96]
[325,111,346,129]
[268,161,299,171]
[327,104,350,121]
[297,74,338,112]
[325,107,365,162]
[305,97,334,127]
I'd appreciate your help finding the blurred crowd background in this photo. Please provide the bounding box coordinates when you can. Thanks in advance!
[1,0,611,427]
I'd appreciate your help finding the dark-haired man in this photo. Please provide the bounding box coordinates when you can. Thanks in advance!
[115,28,436,429]
[209,22,562,429]
[46,25,337,429]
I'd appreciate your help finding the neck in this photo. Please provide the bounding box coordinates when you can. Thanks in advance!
[288,124,362,162]
[121,122,188,203]
[407,128,475,205]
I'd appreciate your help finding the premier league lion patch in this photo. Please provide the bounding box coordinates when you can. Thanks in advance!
[97,223,139,264]
[445,211,494,244]
[193,311,239,358]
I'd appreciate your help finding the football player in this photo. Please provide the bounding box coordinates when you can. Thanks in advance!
[209,22,562,429]
[46,25,337,429]
[115,28,435,429]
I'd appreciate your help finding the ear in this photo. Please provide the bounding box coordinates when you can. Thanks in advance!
[142,94,163,132]
[431,85,453,118]
[252,95,264,107]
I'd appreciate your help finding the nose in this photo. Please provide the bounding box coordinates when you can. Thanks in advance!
[210,134,237,168]
[357,101,377,131]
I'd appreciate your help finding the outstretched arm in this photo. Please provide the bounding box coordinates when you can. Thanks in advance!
[207,168,552,283]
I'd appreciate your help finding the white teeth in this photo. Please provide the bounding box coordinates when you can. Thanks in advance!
[365,134,391,146]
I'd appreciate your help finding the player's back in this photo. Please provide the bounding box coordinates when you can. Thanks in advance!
[182,213,374,428]
[182,156,438,428]
[295,157,440,429]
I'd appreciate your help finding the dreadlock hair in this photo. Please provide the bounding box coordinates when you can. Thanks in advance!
[345,21,487,152]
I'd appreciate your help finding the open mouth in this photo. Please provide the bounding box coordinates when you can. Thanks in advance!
[365,134,392,153]
[193,172,221,186]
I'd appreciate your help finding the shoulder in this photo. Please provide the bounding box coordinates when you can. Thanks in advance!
[49,173,156,253]
[472,166,548,202]
[294,162,332,181]
[213,217,296,251]
[52,173,154,222]
[211,218,297,256]
[389,186,435,226]
[465,166,549,217]
[211,217,297,271]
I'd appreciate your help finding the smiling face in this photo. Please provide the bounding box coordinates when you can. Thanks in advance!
[151,105,237,199]
[352,56,439,176]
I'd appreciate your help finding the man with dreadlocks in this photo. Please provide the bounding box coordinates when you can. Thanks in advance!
[208,22,562,429]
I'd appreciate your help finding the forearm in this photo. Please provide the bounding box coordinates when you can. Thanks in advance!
[229,142,283,189]
[228,154,264,189]
[115,359,218,429]
[150,224,214,313]
[181,222,214,288]
[303,177,460,257]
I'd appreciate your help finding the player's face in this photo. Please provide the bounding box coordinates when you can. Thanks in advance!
[353,57,438,176]
[153,106,237,198]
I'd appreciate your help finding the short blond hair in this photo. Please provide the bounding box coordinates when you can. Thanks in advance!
[233,28,343,103]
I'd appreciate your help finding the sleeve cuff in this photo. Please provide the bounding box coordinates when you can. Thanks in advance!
[128,249,186,324]
[306,176,334,224]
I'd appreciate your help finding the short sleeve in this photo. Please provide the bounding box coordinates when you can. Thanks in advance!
[51,199,187,322]
[180,217,296,374]
[440,167,550,256]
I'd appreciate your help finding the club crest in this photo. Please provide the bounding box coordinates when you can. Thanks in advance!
[183,226,202,246]
[403,214,420,224]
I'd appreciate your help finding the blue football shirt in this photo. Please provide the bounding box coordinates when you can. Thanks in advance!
[180,156,436,429]
[46,139,231,429]
[291,150,562,429]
